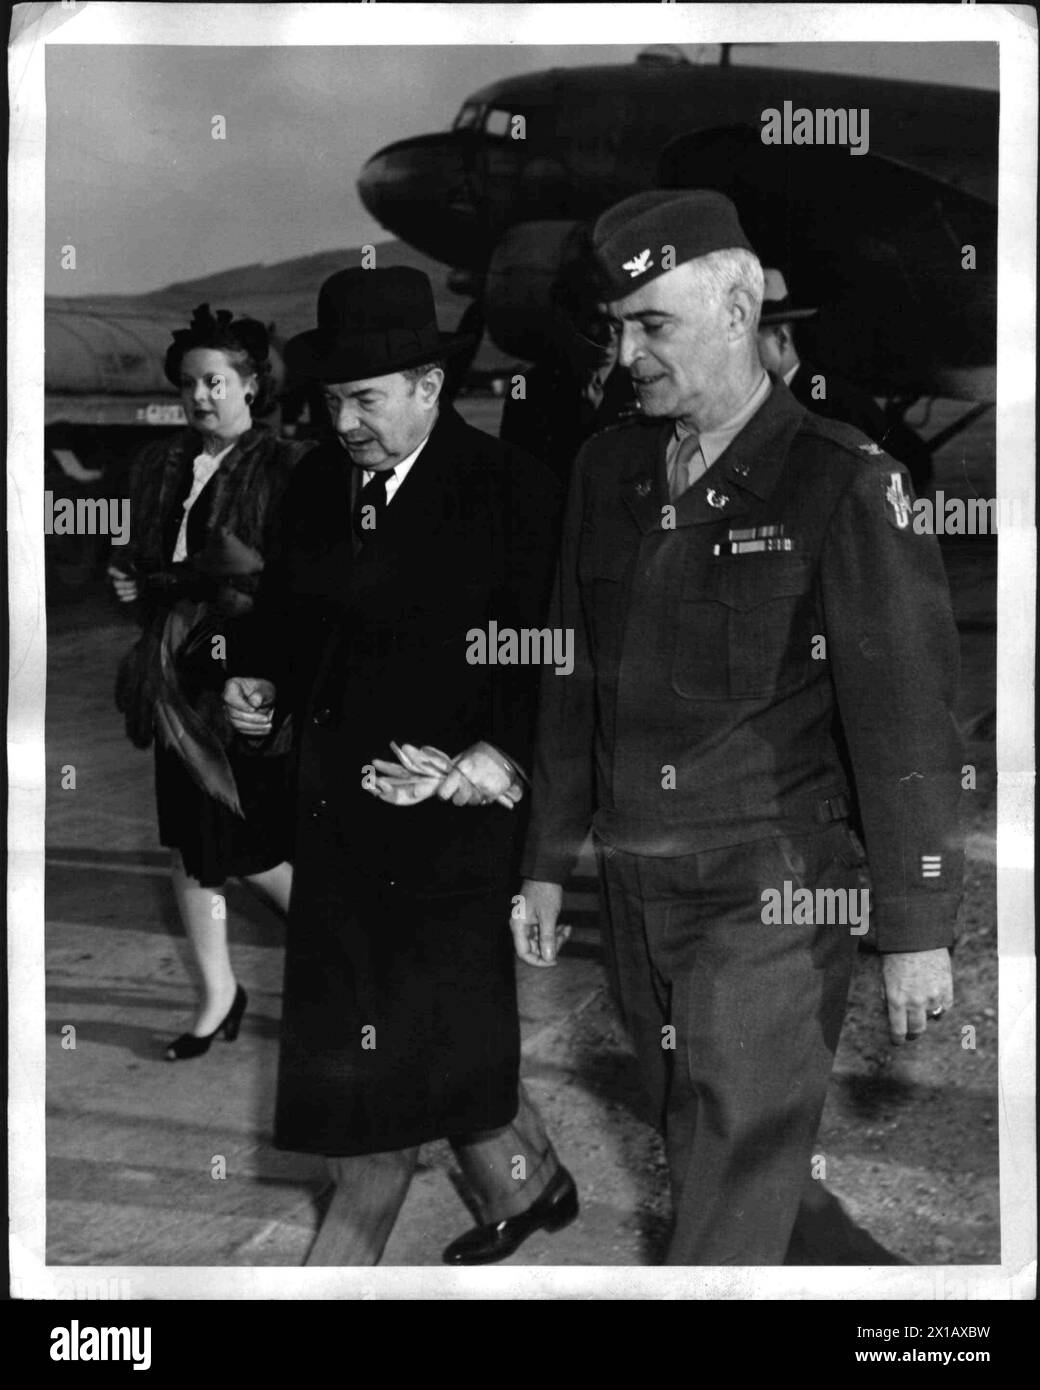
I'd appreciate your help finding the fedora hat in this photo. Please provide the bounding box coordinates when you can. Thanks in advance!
[285,266,475,382]
[758,269,818,326]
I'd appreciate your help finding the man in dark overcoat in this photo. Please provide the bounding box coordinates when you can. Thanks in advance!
[755,268,887,441]
[515,192,963,1265]
[755,267,934,492]
[224,267,576,1265]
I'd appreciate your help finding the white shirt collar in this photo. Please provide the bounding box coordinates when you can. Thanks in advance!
[673,371,771,470]
[361,422,435,504]
[192,439,235,473]
[172,440,236,562]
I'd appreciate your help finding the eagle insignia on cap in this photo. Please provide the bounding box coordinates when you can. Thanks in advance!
[622,248,653,278]
[859,441,884,456]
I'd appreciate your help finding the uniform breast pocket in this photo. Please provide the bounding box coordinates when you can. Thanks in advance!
[672,554,817,701]
[578,542,631,654]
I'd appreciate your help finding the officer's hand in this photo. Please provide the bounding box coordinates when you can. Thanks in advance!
[881,948,953,1045]
[511,879,571,968]
[437,741,524,809]
[107,564,138,603]
[222,677,276,736]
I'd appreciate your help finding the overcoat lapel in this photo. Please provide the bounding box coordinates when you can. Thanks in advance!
[345,410,462,599]
[291,451,356,604]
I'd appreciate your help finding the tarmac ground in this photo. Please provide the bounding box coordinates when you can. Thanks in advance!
[34,394,1003,1290]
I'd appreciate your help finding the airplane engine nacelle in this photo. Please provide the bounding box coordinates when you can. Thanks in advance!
[483,220,584,361]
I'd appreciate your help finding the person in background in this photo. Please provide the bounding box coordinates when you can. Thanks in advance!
[756,268,934,492]
[109,304,312,1060]
[499,231,637,484]
[756,268,887,440]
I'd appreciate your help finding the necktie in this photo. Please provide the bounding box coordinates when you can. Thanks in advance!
[352,467,395,543]
[668,430,703,501]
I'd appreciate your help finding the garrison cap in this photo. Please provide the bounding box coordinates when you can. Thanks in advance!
[592,189,753,301]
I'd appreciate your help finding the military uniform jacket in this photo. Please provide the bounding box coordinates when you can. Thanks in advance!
[789,358,886,442]
[521,379,963,953]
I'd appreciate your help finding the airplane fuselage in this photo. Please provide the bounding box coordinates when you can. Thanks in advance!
[359,61,997,273]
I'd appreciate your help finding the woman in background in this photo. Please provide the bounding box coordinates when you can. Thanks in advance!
[109,305,311,1060]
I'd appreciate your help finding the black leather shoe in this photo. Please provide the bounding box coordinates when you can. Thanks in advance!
[165,984,247,1061]
[442,1167,578,1265]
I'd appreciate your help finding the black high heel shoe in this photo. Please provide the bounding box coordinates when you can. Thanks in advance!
[165,984,247,1061]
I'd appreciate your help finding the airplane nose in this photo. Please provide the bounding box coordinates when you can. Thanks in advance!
[358,134,487,270]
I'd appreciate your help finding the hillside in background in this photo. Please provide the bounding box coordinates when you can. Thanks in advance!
[45,240,517,401]
[156,239,512,367]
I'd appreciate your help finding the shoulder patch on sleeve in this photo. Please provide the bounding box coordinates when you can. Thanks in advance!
[883,468,914,529]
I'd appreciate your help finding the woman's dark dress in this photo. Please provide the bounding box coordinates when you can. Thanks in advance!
[153,740,293,887]
[121,424,311,886]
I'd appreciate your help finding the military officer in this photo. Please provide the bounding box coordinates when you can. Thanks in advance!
[514,191,963,1265]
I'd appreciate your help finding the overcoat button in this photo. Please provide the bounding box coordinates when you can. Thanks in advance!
[313,707,334,726]
[309,798,329,819]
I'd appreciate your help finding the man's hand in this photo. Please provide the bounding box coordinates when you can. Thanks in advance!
[107,564,138,603]
[367,755,443,806]
[436,741,525,809]
[364,741,526,808]
[222,677,276,736]
[881,947,954,1045]
[511,879,571,968]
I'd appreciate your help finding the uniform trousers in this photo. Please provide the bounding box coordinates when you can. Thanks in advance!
[596,818,895,1265]
[305,1082,560,1265]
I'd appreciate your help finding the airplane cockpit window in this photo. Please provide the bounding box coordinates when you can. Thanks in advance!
[483,108,513,137]
[453,103,483,131]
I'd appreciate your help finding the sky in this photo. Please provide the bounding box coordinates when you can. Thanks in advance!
[43,41,998,298]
